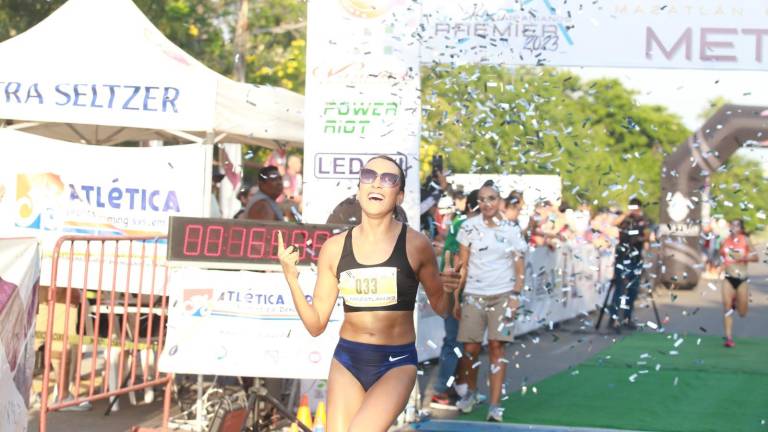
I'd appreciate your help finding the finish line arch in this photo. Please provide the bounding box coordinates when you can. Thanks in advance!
[660,105,768,289]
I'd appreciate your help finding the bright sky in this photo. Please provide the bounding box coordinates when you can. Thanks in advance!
[569,67,768,170]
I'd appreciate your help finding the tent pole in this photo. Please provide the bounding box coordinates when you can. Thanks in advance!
[165,129,205,143]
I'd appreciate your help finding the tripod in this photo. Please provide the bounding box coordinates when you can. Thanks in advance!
[595,268,661,331]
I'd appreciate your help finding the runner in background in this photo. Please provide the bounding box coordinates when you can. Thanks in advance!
[719,219,758,348]
[277,155,460,431]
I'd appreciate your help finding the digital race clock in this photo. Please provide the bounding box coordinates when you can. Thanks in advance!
[167,216,350,270]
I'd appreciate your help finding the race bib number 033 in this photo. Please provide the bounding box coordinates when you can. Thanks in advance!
[339,267,397,308]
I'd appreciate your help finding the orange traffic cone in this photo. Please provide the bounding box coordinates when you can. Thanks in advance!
[313,401,327,432]
[296,394,313,429]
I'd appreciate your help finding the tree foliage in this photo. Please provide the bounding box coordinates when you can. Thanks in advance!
[0,0,64,39]
[710,156,768,233]
[246,0,306,92]
[421,65,690,220]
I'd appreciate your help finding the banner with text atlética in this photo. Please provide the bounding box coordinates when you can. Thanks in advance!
[159,268,344,379]
[0,129,208,289]
[303,0,423,225]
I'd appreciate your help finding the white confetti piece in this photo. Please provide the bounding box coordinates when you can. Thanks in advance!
[697,338,701,346]
[446,376,455,388]
[521,386,527,396]
[532,386,538,394]
[674,338,684,348]
[655,364,661,371]
[453,347,462,358]
[647,321,658,330]
[669,350,679,356]
[629,374,638,383]
[472,361,482,369]
[427,340,438,349]
[673,377,679,386]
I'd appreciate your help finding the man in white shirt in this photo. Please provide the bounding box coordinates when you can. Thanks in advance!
[454,181,527,422]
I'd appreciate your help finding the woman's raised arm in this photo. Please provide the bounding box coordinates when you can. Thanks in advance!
[278,233,341,337]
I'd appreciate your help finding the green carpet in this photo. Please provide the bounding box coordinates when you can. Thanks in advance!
[461,333,768,431]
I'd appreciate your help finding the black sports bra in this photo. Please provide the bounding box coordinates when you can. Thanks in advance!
[335,223,418,312]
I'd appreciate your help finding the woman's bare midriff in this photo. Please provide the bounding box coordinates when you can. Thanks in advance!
[339,310,415,345]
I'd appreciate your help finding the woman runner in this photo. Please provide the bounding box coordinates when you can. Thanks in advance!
[277,155,460,431]
[719,219,758,348]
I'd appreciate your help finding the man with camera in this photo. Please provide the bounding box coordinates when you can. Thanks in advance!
[609,198,650,331]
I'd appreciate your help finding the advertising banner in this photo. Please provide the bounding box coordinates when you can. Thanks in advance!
[158,268,344,379]
[420,0,768,71]
[0,0,218,132]
[0,78,216,132]
[0,129,209,289]
[303,0,423,225]
[0,238,40,432]
[515,241,608,335]
[159,239,611,379]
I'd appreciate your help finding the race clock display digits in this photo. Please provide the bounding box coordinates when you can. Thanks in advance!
[167,216,349,270]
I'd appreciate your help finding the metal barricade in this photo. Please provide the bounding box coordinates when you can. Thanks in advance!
[39,235,173,432]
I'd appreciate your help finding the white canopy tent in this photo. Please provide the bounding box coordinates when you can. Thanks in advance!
[0,0,303,148]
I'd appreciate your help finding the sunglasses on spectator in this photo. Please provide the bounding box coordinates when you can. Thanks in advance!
[478,196,499,204]
[359,168,400,188]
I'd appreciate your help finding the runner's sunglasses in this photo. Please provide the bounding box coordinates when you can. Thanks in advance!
[359,168,400,188]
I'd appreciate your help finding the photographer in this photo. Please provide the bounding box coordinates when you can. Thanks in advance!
[609,198,650,331]
[420,155,451,218]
